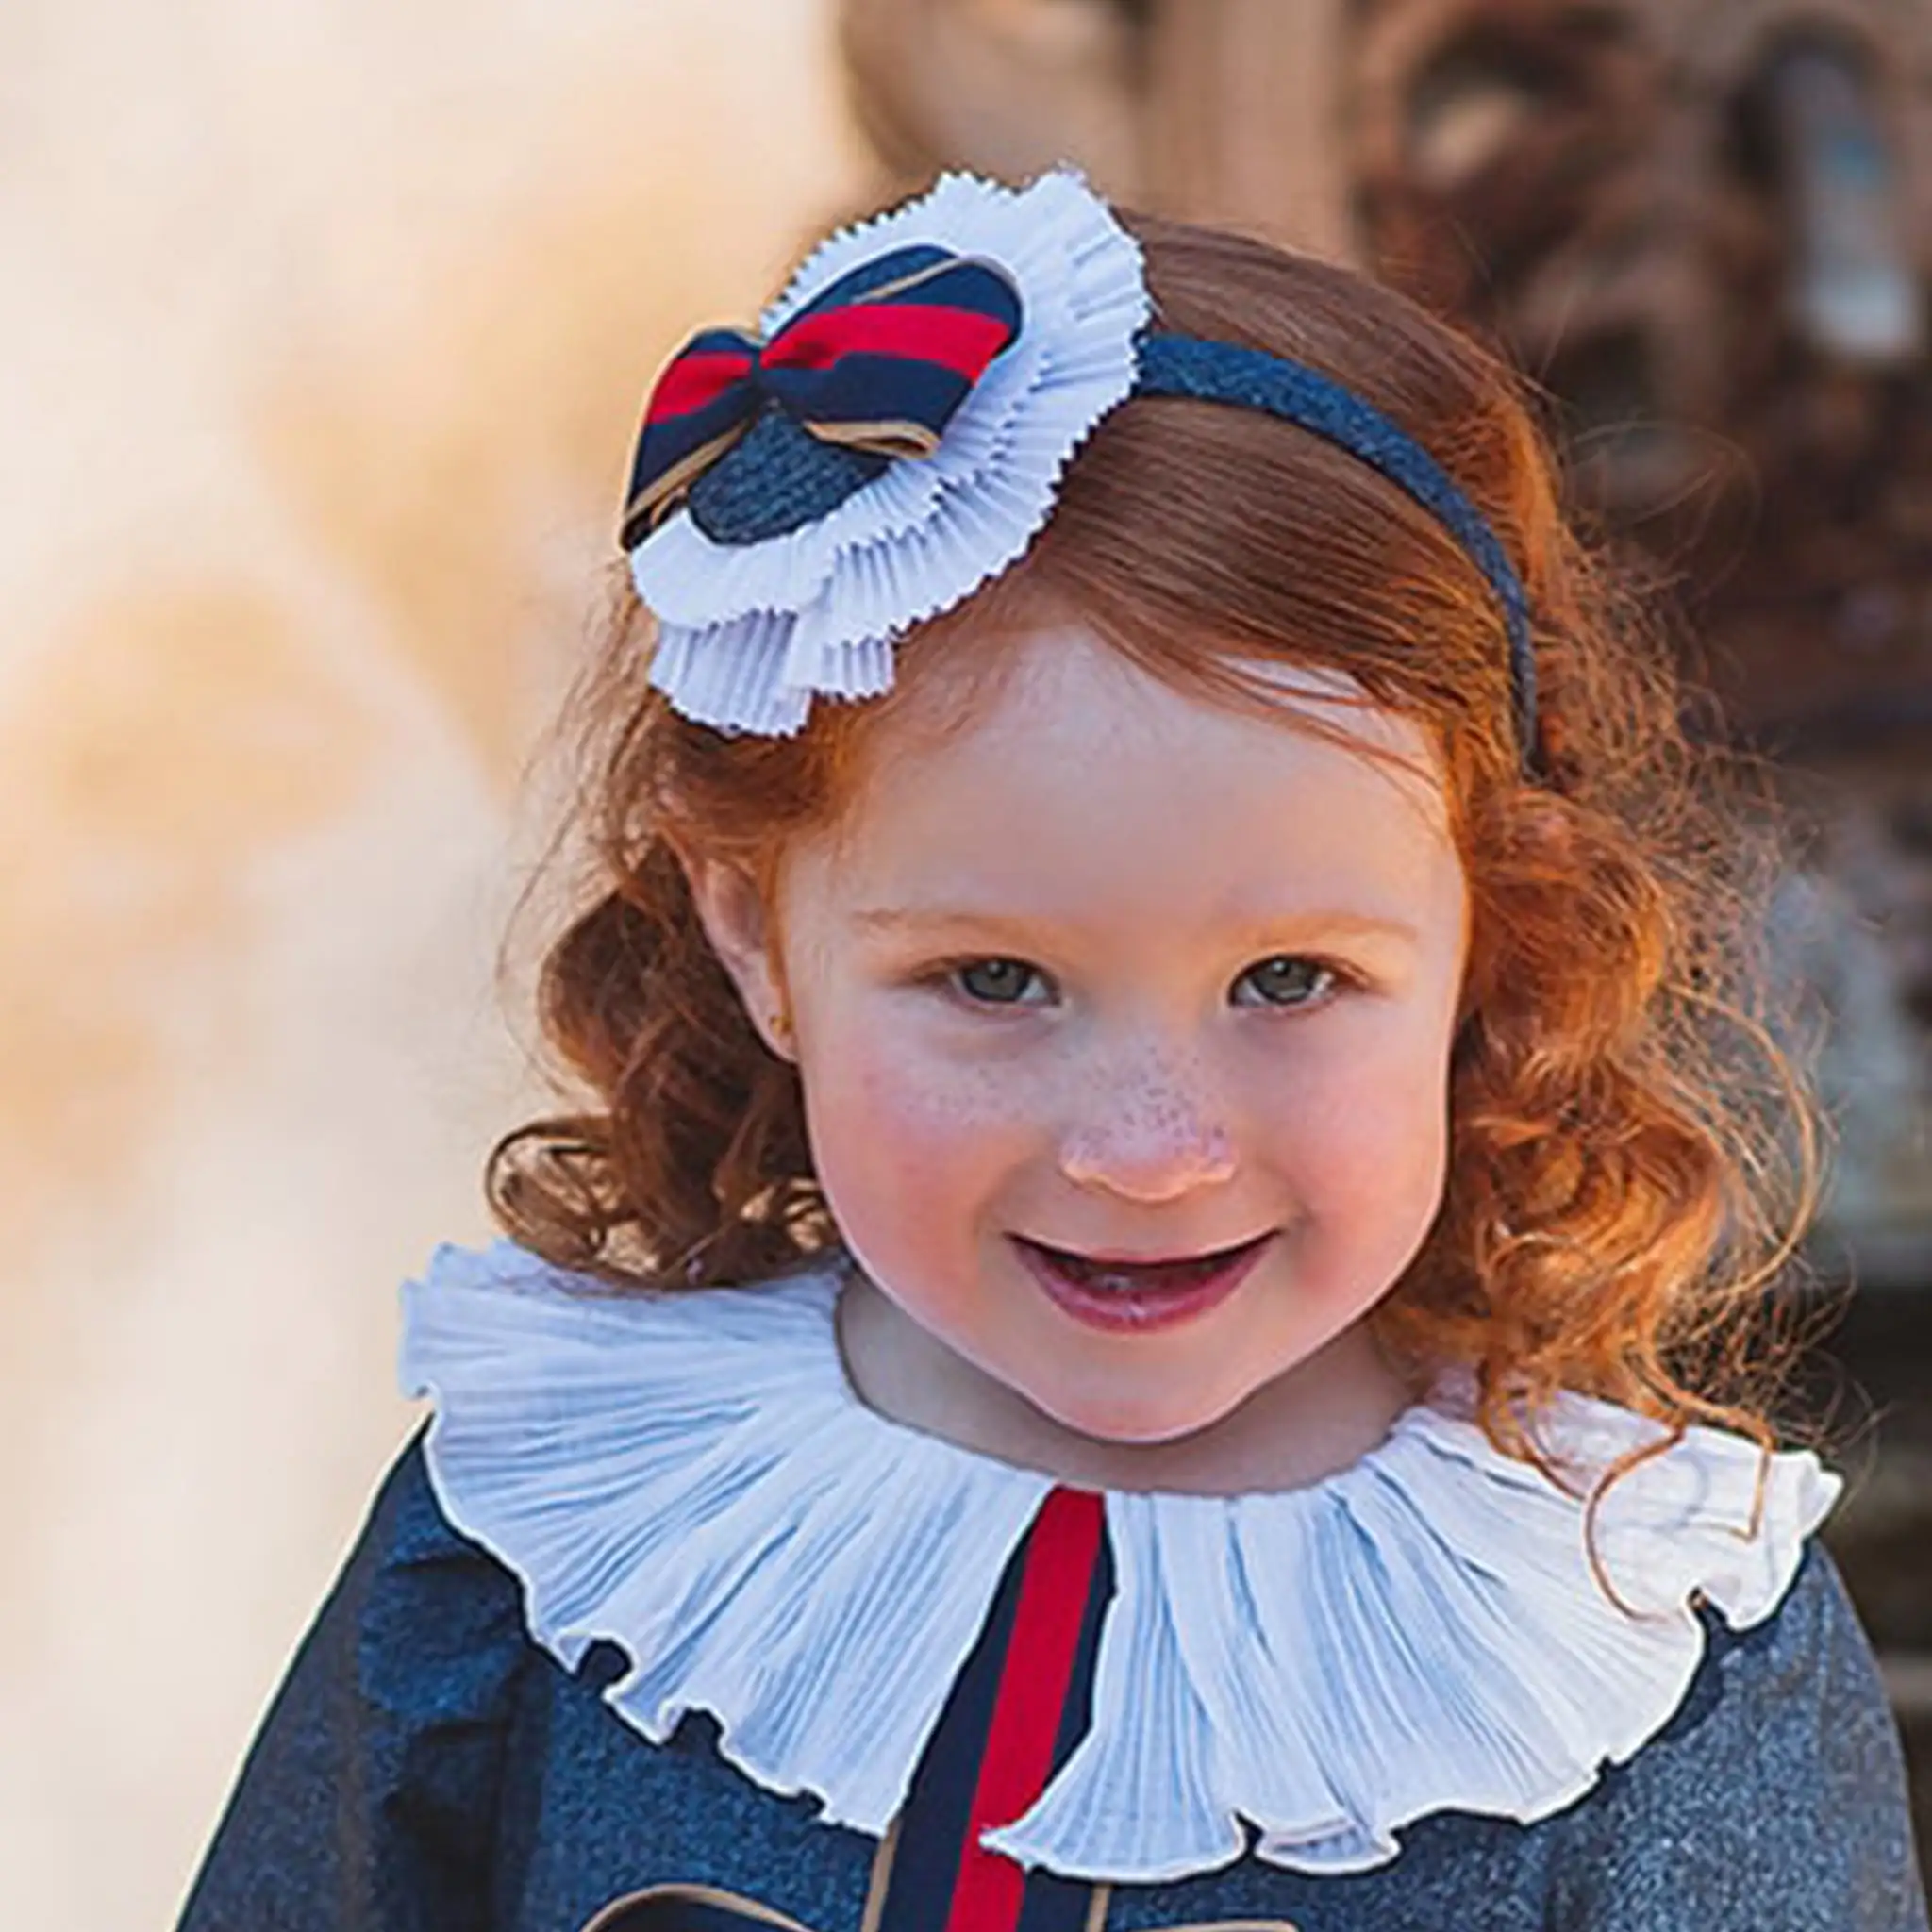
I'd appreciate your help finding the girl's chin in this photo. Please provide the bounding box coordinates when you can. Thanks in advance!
[1016,1379,1250,1451]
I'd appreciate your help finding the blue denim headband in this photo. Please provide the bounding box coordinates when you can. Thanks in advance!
[1133,334,1541,778]
[642,332,1543,776]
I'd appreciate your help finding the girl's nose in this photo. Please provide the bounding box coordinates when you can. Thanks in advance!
[1057,1064,1238,1203]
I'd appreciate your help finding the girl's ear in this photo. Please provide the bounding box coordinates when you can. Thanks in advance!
[675,845,795,1062]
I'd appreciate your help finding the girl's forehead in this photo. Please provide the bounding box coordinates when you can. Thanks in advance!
[800,624,1459,915]
[863,626,1443,815]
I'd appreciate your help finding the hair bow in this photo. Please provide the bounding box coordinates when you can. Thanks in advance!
[620,244,1024,548]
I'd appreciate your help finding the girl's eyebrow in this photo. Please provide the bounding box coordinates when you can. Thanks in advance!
[849,906,1421,944]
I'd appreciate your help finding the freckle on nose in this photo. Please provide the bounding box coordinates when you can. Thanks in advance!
[1063,1061,1235,1181]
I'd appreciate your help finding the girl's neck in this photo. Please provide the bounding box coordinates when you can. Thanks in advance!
[833,1267,1419,1497]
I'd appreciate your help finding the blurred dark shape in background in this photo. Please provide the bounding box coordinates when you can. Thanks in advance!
[840,0,1932,1860]
[1354,3,1932,736]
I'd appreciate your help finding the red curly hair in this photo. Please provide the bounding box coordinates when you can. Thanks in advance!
[487,206,1826,1535]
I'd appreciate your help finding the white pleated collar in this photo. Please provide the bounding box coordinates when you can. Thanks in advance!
[399,1238,1840,1885]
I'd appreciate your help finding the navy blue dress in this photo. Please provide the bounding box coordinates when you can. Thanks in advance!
[178,1433,1927,1932]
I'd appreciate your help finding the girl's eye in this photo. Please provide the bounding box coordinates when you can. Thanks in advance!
[935,954,1344,1012]
[1237,955,1341,1008]
[950,958,1047,1006]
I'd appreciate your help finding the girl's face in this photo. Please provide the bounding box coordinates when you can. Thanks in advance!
[689,622,1470,1466]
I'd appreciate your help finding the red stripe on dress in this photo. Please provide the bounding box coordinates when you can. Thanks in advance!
[942,1486,1106,1932]
[763,305,1015,381]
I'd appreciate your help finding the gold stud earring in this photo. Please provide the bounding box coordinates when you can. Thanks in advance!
[769,1010,793,1048]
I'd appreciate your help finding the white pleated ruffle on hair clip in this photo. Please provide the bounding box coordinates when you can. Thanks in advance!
[622,170,1148,739]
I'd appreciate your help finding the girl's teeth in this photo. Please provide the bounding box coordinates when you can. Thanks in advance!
[1053,1251,1227,1293]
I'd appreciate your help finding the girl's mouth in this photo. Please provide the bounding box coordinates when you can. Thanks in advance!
[1010,1230,1275,1335]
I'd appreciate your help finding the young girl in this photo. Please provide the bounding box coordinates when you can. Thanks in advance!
[178,170,1927,1931]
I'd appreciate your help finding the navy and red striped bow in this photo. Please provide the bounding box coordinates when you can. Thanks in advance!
[620,244,1024,549]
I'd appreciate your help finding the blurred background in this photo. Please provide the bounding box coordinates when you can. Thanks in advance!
[3,0,1928,1924]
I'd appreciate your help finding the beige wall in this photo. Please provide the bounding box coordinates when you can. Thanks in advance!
[0,3,867,1923]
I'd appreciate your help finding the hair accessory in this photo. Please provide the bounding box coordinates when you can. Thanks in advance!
[621,247,1024,549]
[627,170,1148,738]
[622,168,1541,774]
[1132,334,1540,770]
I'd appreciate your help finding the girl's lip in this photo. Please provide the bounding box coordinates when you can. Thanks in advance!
[1009,1230,1275,1336]
[1026,1235,1273,1267]
[1020,1236,1274,1267]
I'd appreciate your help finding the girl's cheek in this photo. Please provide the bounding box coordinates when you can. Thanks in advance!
[1307,1073,1453,1274]
[1248,1032,1452,1233]
[810,1027,1030,1195]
